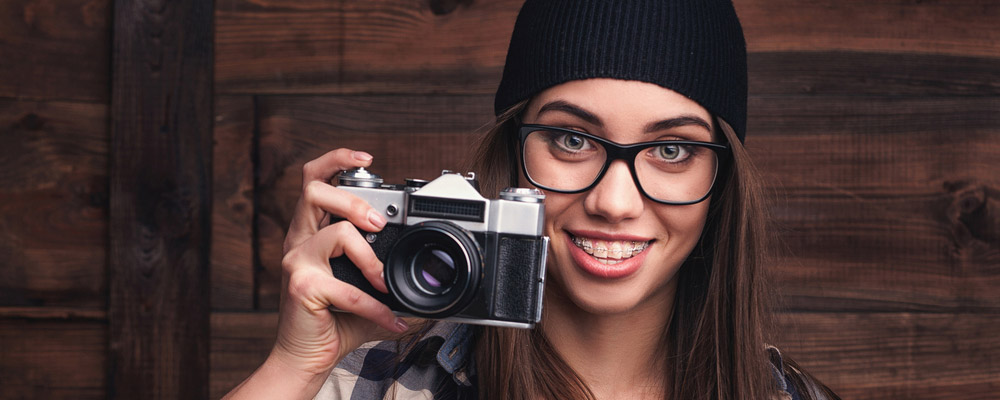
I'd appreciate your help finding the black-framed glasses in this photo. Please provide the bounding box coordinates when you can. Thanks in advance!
[518,124,730,205]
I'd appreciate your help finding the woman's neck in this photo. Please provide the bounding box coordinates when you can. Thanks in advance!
[539,282,676,399]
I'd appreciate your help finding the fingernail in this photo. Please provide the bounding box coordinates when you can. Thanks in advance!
[368,209,387,229]
[352,151,373,162]
[394,318,409,332]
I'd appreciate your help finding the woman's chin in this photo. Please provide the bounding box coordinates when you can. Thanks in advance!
[546,273,660,317]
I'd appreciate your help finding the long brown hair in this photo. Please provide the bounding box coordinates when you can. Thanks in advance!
[466,100,781,400]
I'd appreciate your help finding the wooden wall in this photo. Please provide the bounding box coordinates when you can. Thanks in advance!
[1,0,997,398]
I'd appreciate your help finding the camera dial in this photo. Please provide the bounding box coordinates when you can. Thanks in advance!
[338,167,384,188]
[500,187,545,203]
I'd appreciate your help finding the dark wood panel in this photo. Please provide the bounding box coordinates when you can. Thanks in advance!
[749,52,1000,97]
[774,312,1000,400]
[737,0,1000,57]
[748,96,1000,312]
[0,306,106,320]
[0,0,110,101]
[254,94,493,308]
[210,311,278,399]
[109,0,213,397]
[0,99,108,308]
[215,0,518,95]
[212,95,256,310]
[0,318,107,399]
[748,96,1000,188]
[767,184,999,312]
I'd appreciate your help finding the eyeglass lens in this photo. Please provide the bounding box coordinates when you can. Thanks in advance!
[522,128,719,203]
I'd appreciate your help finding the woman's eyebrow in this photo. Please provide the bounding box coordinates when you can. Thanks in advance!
[645,115,712,135]
[536,100,603,127]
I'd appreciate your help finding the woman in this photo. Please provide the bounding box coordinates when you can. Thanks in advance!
[226,0,839,399]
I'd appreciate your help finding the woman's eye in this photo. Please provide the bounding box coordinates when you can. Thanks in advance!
[654,144,690,161]
[561,134,586,150]
[550,132,592,152]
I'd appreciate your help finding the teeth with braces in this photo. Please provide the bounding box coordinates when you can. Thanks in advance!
[572,236,649,264]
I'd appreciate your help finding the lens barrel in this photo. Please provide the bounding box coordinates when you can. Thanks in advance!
[384,221,481,318]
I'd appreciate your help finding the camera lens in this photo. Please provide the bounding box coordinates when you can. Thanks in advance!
[384,221,481,318]
[412,247,457,295]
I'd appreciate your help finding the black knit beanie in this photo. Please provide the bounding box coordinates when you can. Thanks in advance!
[494,0,748,142]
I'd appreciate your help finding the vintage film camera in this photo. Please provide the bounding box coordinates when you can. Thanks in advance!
[329,167,549,329]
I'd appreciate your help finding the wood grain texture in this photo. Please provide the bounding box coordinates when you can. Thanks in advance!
[0,99,108,309]
[0,318,107,399]
[748,96,1000,312]
[109,0,213,397]
[774,312,1000,400]
[210,311,278,399]
[253,94,493,308]
[736,0,1000,57]
[215,0,518,94]
[0,306,106,320]
[212,96,256,311]
[749,52,1000,97]
[0,0,110,101]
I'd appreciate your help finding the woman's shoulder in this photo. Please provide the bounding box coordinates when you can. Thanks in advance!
[767,346,841,400]
[314,322,476,400]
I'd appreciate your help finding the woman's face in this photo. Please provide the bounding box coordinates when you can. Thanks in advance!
[520,78,714,316]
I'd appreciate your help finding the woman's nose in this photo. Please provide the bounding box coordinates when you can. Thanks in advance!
[582,160,644,223]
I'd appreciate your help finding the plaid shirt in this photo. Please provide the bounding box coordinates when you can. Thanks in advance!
[314,322,811,400]
[315,322,475,400]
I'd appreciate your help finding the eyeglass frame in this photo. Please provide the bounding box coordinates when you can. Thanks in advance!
[516,124,731,205]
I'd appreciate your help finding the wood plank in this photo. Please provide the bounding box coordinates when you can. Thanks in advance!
[254,94,493,308]
[214,0,515,94]
[212,96,256,310]
[749,51,1000,97]
[210,312,278,399]
[0,0,110,101]
[746,96,1000,312]
[736,0,1000,57]
[749,97,999,188]
[109,0,213,398]
[0,99,108,308]
[216,0,999,95]
[0,318,107,399]
[767,185,1000,312]
[775,312,1000,400]
[0,306,106,320]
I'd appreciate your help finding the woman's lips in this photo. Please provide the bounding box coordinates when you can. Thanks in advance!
[565,231,653,279]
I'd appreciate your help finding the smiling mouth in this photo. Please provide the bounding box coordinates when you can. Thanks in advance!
[571,235,651,265]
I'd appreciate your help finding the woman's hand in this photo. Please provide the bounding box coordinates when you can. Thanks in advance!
[273,148,408,374]
[224,149,408,400]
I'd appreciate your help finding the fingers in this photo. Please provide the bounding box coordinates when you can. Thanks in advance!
[302,148,373,186]
[285,149,382,252]
[284,219,388,294]
[271,148,409,376]
[318,221,389,294]
[286,269,405,334]
[281,221,405,333]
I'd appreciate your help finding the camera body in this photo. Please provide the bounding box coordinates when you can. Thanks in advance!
[330,168,549,329]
